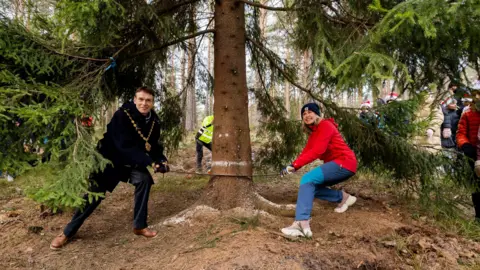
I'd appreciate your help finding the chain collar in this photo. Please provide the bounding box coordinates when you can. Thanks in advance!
[122,108,155,151]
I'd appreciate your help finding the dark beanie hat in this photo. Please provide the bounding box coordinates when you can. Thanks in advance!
[300,103,321,118]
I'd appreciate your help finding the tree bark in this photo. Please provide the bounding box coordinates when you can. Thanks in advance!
[285,48,291,118]
[185,7,197,131]
[302,50,310,104]
[180,45,187,127]
[206,36,213,116]
[199,0,254,209]
[170,49,176,90]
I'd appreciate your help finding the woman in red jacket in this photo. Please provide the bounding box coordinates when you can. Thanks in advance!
[280,103,358,237]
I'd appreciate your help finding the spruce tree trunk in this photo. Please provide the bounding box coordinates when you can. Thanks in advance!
[200,0,253,209]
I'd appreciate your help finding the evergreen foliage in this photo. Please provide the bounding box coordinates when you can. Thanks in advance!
[2,0,480,216]
[253,88,305,169]
[248,0,479,203]
[0,0,190,209]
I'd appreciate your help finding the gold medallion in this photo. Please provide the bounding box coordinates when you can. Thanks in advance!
[145,142,151,152]
[123,109,155,152]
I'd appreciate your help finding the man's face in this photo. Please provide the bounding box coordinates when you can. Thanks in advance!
[447,103,456,110]
[302,110,319,125]
[134,91,154,115]
[361,107,368,113]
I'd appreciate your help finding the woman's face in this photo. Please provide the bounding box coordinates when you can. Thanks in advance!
[302,110,319,125]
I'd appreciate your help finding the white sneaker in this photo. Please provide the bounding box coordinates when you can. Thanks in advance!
[7,175,14,182]
[334,194,356,213]
[281,221,313,237]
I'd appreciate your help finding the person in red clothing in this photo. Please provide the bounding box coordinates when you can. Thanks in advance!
[457,82,480,220]
[280,103,358,237]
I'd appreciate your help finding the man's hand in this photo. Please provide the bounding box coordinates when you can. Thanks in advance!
[280,165,295,177]
[154,162,170,174]
[442,128,452,138]
[475,160,480,178]
[426,129,434,138]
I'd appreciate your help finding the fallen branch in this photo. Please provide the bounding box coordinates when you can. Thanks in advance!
[253,193,296,217]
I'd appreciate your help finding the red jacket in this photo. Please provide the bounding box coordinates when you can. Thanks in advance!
[292,118,357,173]
[456,110,480,148]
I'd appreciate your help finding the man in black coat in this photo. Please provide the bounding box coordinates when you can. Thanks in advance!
[50,87,169,249]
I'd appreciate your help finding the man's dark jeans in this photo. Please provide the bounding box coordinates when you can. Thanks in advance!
[63,165,153,237]
[196,139,212,169]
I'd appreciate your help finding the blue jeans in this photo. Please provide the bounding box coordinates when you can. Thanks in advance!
[295,162,355,220]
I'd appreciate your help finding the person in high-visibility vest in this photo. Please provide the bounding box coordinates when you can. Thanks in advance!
[195,115,213,172]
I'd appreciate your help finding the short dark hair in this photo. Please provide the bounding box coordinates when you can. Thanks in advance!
[135,86,155,97]
[448,82,458,89]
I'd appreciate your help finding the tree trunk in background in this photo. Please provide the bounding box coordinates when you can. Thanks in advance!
[170,49,176,90]
[250,0,267,127]
[185,6,197,131]
[294,50,302,120]
[205,36,213,116]
[180,43,187,128]
[285,48,291,118]
[358,86,363,105]
[200,0,253,209]
[302,50,310,104]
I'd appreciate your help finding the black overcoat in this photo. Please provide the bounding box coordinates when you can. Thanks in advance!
[95,102,167,191]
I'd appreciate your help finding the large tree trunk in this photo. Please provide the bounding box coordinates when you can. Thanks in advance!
[199,0,253,210]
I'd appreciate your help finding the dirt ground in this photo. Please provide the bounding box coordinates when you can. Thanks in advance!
[1,146,480,270]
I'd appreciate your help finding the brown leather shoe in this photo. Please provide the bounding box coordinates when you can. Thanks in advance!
[133,228,157,238]
[50,233,68,250]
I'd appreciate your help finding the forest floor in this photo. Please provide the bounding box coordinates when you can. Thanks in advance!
[1,144,480,270]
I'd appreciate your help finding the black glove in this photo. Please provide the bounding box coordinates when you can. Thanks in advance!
[154,162,170,174]
[461,143,476,159]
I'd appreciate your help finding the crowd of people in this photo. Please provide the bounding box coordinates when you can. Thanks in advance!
[358,81,480,224]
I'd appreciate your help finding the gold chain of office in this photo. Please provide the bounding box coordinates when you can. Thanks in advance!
[122,109,155,152]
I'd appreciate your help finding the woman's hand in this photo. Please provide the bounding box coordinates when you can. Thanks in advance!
[280,165,295,177]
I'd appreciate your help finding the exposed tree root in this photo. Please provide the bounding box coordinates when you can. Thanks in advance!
[158,192,300,227]
[158,205,279,226]
[252,193,296,217]
[161,205,220,226]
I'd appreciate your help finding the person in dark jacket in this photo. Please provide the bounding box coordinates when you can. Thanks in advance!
[441,97,460,149]
[279,103,357,238]
[50,87,169,249]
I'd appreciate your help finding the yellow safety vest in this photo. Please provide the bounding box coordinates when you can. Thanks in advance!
[196,115,214,144]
